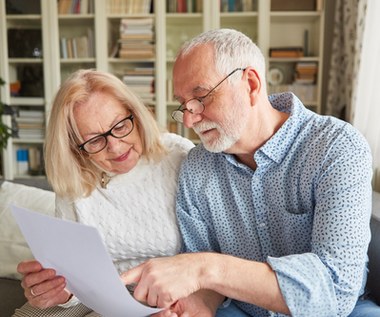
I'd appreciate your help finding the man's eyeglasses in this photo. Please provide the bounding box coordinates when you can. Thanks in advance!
[171,68,246,123]
[78,114,134,154]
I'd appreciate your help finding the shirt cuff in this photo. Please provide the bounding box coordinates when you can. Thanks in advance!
[219,297,231,309]
[58,294,80,308]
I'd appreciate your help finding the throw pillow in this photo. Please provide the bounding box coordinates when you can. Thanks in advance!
[0,181,55,279]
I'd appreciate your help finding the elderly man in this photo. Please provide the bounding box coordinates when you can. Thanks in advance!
[123,29,379,317]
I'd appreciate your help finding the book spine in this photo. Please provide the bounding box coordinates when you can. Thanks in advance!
[16,149,29,176]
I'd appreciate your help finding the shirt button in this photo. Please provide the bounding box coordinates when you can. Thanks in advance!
[259,222,266,228]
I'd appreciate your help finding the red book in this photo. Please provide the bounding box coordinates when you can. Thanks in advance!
[177,0,187,13]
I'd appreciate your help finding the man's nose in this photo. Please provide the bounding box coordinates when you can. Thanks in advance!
[183,111,202,128]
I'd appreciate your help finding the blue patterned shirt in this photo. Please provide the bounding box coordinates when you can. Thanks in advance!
[176,92,373,317]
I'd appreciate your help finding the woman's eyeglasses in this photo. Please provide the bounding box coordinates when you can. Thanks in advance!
[78,114,134,154]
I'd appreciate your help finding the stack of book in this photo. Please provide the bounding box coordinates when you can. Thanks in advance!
[60,29,95,59]
[122,67,155,102]
[269,47,304,58]
[271,0,316,11]
[220,0,255,12]
[167,0,203,13]
[107,0,152,14]
[15,110,45,140]
[268,84,317,102]
[27,146,44,175]
[15,146,44,176]
[58,0,94,14]
[118,18,155,59]
[294,62,318,84]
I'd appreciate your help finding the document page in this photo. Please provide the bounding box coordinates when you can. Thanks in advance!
[11,205,162,317]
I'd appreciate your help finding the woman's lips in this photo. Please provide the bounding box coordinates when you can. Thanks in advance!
[113,148,131,162]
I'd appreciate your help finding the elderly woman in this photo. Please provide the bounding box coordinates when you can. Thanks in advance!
[13,69,194,317]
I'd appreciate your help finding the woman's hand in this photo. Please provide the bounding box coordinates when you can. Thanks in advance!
[18,260,72,309]
[151,291,219,317]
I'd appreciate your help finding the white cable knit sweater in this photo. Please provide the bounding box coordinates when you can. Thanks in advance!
[55,133,194,274]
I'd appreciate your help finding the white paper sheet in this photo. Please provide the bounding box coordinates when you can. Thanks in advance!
[11,205,161,317]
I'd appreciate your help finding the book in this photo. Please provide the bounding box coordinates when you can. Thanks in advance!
[294,62,318,84]
[18,110,44,118]
[28,146,43,175]
[177,0,187,13]
[119,50,155,59]
[58,0,72,14]
[75,36,89,58]
[60,37,68,59]
[316,0,324,11]
[271,0,316,11]
[269,47,304,58]
[118,17,155,59]
[80,0,89,14]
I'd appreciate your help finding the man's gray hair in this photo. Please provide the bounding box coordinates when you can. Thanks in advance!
[178,28,266,83]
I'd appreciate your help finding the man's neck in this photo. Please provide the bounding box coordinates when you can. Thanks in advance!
[229,101,289,170]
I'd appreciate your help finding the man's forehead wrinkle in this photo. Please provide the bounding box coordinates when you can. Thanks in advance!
[174,83,210,101]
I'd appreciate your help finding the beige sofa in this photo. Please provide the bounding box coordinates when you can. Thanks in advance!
[1,181,380,316]
[0,180,54,316]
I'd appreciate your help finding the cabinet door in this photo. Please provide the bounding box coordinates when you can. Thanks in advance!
[268,2,324,113]
[57,0,96,82]
[106,1,156,114]
[165,0,208,142]
[0,0,47,179]
[219,0,259,43]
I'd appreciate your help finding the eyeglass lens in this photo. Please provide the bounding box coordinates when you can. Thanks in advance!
[80,115,134,154]
[171,68,245,123]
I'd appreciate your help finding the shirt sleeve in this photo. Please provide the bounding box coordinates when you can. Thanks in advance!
[177,127,373,317]
[176,155,221,253]
[58,295,80,308]
[268,136,373,317]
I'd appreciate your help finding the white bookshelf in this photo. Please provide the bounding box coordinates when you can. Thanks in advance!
[0,0,325,180]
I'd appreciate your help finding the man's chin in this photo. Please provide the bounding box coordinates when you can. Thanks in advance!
[203,145,223,153]
[202,139,232,153]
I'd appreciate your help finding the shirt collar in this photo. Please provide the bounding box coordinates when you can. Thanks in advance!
[257,92,313,165]
[221,92,313,167]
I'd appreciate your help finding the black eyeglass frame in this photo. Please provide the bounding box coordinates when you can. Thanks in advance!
[171,68,246,123]
[78,114,134,154]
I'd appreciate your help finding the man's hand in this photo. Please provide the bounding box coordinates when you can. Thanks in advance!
[18,260,72,309]
[121,253,208,308]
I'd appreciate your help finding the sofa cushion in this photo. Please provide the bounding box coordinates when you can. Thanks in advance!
[367,191,380,305]
[0,278,26,316]
[0,181,55,279]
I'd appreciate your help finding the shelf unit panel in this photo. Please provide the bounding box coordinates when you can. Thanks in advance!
[220,14,258,43]
[166,16,203,61]
[269,13,322,57]
[10,97,45,106]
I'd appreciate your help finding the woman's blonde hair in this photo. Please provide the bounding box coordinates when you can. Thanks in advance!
[45,69,164,200]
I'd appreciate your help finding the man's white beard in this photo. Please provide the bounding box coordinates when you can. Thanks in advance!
[193,92,247,153]
[193,120,239,153]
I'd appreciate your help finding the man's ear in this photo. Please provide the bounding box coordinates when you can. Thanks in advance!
[246,68,261,106]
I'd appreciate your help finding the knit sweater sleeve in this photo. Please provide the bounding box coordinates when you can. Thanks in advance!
[55,195,77,221]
